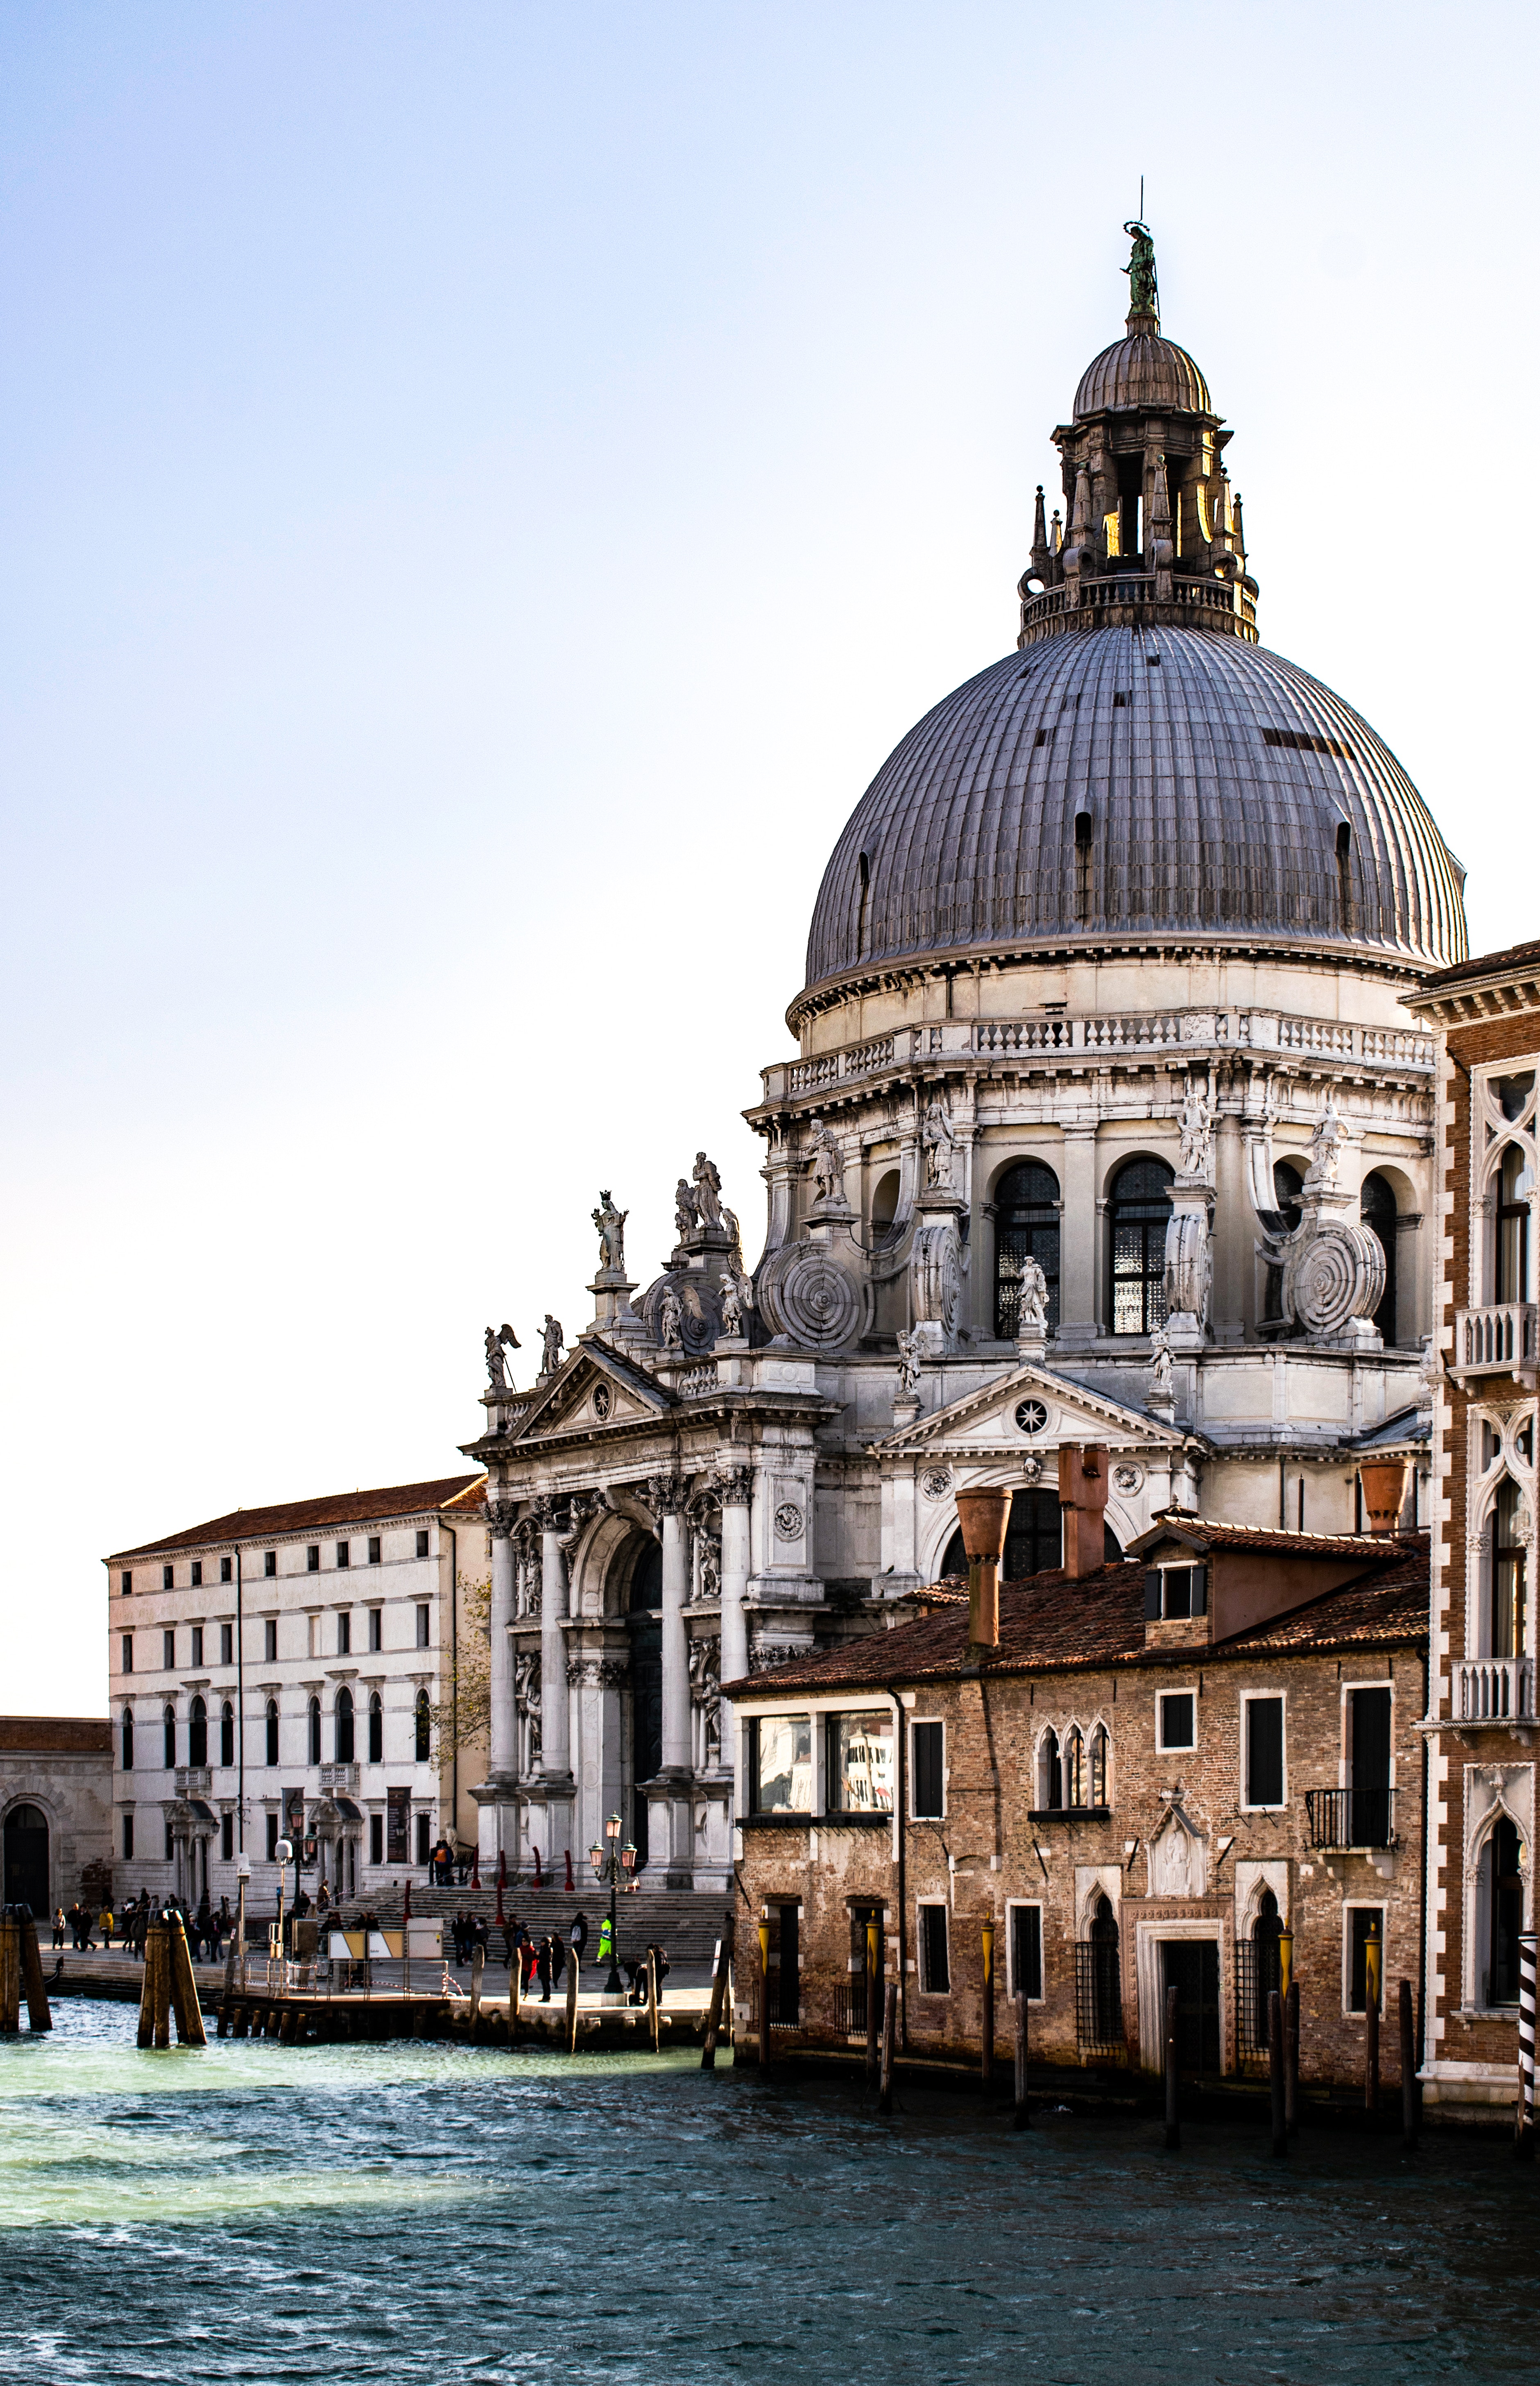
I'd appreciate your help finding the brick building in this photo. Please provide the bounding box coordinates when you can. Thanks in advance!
[728,1470,1426,2094]
[1407,940,1538,2117]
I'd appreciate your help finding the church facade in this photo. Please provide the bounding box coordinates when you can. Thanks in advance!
[463,230,1466,1895]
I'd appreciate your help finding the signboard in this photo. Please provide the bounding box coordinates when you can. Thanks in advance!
[387,1785,410,1865]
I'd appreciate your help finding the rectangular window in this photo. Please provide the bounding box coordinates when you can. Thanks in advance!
[162,1564,174,1590]
[220,1623,233,1666]
[263,1619,278,1664]
[164,1817,174,1862]
[368,1535,381,1565]
[1009,1903,1043,2002]
[1246,1695,1285,1808]
[387,1786,410,1864]
[919,1903,950,1994]
[120,1570,132,1596]
[416,1530,430,1560]
[416,1604,430,1649]
[415,1812,430,1868]
[264,1550,276,1579]
[190,1560,203,1589]
[370,1812,383,1866]
[122,1814,134,1860]
[307,1545,320,1573]
[368,1609,382,1653]
[336,1540,350,1569]
[190,1626,204,1668]
[121,1634,133,1675]
[163,1628,175,1671]
[337,1612,351,1656]
[1158,1691,1196,1751]
[221,1812,234,1862]
[1348,1906,1386,2013]
[749,1715,813,1813]
[824,1712,894,1812]
[266,1812,279,1862]
[220,1556,232,1584]
[1144,1564,1207,1620]
[911,1720,945,1818]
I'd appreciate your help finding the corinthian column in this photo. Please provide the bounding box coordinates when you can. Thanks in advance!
[537,1497,572,1780]
[716,1466,752,1699]
[651,1477,691,1773]
[487,1501,517,1782]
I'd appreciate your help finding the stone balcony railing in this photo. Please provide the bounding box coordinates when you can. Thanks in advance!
[317,1764,360,1793]
[1455,1657,1534,1725]
[763,1008,1433,1104]
[1450,1302,1538,1387]
[1018,568,1258,646]
[174,1767,212,1795]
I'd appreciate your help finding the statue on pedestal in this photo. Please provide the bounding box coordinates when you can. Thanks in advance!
[692,1152,724,1228]
[1304,1093,1345,1191]
[922,1095,957,1190]
[659,1285,684,1349]
[674,1178,700,1238]
[1149,1325,1174,1397]
[592,1191,628,1274]
[895,1327,923,1398]
[1019,1256,1049,1334]
[720,1277,743,1337]
[1177,1079,1216,1178]
[484,1322,519,1391]
[809,1117,845,1205]
[541,1314,565,1377]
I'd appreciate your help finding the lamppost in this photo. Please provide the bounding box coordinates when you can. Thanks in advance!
[587,1812,637,1996]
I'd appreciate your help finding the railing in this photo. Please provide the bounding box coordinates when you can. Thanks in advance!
[1233,1938,1282,2071]
[1019,569,1257,642]
[1456,1657,1535,1723]
[786,1034,895,1096]
[318,1764,360,1792]
[174,1767,212,1794]
[679,1362,719,1398]
[1453,1303,1538,1379]
[834,1977,871,2039]
[1304,1786,1397,1850]
[1073,1940,1125,2059]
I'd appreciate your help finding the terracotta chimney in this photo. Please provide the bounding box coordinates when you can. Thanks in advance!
[954,1486,1010,1651]
[1358,1458,1411,1536]
[1060,1444,1110,1580]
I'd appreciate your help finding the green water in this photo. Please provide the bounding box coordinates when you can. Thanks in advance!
[0,2000,1535,2382]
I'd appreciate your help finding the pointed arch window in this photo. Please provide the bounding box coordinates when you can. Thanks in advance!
[994,1161,1061,1338]
[368,1692,383,1765]
[1483,1814,1524,2006]
[1492,1478,1528,1661]
[220,1700,235,1769]
[1109,1158,1173,1335]
[265,1698,279,1767]
[1064,1726,1085,1809]
[308,1696,322,1767]
[1495,1143,1534,1306]
[1037,1728,1061,1812]
[1089,1722,1109,1808]
[335,1688,355,1765]
[188,1694,208,1769]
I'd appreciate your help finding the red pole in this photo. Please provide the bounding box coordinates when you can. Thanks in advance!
[470,1844,480,1891]
[533,1846,544,1889]
[564,1848,574,1894]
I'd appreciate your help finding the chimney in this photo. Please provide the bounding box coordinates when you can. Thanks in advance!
[1060,1444,1110,1580]
[954,1486,1010,1651]
[1358,1458,1411,1536]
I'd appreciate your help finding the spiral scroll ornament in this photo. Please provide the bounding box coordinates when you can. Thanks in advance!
[756,1243,872,1351]
[1282,1219,1386,1336]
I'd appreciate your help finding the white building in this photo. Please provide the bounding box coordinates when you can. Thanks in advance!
[104,1474,487,1909]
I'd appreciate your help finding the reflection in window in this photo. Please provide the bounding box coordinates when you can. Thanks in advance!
[1109,1158,1173,1334]
[994,1161,1061,1338]
[1484,1815,1524,2006]
[824,1712,894,1812]
[751,1714,812,1813]
[1037,1728,1061,1811]
[1089,1722,1109,1807]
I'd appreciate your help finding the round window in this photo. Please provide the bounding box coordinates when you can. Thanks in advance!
[1014,1398,1048,1436]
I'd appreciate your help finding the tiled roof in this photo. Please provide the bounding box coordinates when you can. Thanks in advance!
[108,1474,486,1563]
[1135,1515,1413,1560]
[726,1540,1427,1698]
[1415,936,1540,994]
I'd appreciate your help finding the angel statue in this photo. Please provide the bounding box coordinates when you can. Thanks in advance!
[895,1327,924,1398]
[719,1276,743,1337]
[592,1190,628,1274]
[674,1177,700,1238]
[484,1322,520,1392]
[541,1314,564,1377]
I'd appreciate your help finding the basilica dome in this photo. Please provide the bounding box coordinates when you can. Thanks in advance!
[1073,331,1210,419]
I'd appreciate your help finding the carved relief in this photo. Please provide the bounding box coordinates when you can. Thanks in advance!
[689,1635,722,1769]
[756,1241,871,1351]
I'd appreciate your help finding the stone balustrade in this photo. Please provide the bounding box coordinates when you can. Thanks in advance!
[1455,1656,1534,1724]
[1451,1302,1538,1385]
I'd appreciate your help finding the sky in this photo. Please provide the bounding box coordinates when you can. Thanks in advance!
[2,2,1535,1714]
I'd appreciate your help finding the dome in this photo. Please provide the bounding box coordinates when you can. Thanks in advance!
[1074,331,1212,419]
[801,626,1467,1001]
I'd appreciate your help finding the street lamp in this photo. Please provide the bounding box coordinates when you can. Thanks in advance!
[587,1812,637,1996]
[274,1837,293,1976]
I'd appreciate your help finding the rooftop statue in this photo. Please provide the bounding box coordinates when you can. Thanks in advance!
[922,1094,957,1190]
[541,1314,565,1376]
[1177,1080,1217,1179]
[484,1322,520,1391]
[593,1189,628,1274]
[692,1152,724,1228]
[1122,219,1158,320]
[808,1117,845,1205]
[1304,1094,1346,1191]
[675,1177,700,1238]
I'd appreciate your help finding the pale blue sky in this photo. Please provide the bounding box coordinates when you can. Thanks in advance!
[3,2,1534,1709]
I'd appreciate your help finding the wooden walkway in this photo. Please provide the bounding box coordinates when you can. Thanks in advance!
[216,1984,719,2049]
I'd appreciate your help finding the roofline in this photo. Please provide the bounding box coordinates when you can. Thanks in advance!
[106,1474,487,1565]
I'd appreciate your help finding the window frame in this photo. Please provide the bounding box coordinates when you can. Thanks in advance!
[337,1610,352,1657]
[416,1603,431,1650]
[1107,1155,1175,1338]
[1241,1688,1287,1812]
[264,1550,276,1579]
[917,1899,951,1996]
[822,1709,895,1816]
[416,1530,430,1560]
[910,1718,945,1820]
[1156,1686,1198,1754]
[1006,1898,1044,2004]
[190,1560,203,1590]
[336,1540,350,1570]
[122,1813,134,1861]
[190,1624,204,1669]
[992,1158,1062,1340]
[368,1535,381,1566]
[263,1618,278,1664]
[306,1545,321,1574]
[163,1628,175,1672]
[121,1633,134,1676]
[220,1622,233,1667]
[368,1608,383,1653]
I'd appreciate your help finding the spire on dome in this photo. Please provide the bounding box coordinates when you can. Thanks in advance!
[1122,219,1159,333]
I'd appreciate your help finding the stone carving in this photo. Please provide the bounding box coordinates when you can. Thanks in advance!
[484,1323,519,1391]
[1020,1454,1044,1486]
[659,1285,684,1349]
[486,1497,519,1538]
[1149,1326,1174,1395]
[557,1491,600,1554]
[1113,1462,1144,1495]
[645,1474,689,1518]
[1014,1396,1048,1436]
[680,1361,719,1397]
[1417,1340,1443,1419]
[592,1191,628,1274]
[566,1654,629,1690]
[513,1520,543,1617]
[592,1383,612,1421]
[808,1116,845,1205]
[756,1241,871,1352]
[1177,1080,1217,1179]
[909,1212,963,1348]
[921,1095,957,1190]
[1281,1216,1386,1338]
[689,1635,722,1769]
[514,1651,541,1769]
[541,1315,565,1376]
[723,1207,744,1270]
[675,1177,700,1238]
[1163,1195,1213,1330]
[1123,218,1157,318]
[693,1152,724,1227]
[530,1494,561,1532]
[895,1327,924,1397]
[719,1276,743,1337]
[921,1467,954,1501]
[773,1501,805,1542]
[1304,1093,1345,1191]
[1148,1809,1204,1898]
[714,1465,753,1508]
[1019,1255,1049,1332]
[748,1639,810,1675]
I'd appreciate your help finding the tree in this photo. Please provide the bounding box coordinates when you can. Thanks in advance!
[427,1572,492,1759]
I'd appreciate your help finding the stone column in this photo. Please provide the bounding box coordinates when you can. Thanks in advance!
[659,1491,691,1772]
[487,1504,517,1782]
[1055,1125,1100,1348]
[538,1499,572,1782]
[716,1466,752,1704]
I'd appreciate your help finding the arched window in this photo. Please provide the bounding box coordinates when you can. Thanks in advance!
[942,1488,1069,1582]
[308,1697,322,1766]
[163,1705,177,1770]
[1083,1892,1122,2050]
[120,1708,134,1771]
[994,1161,1061,1338]
[220,1701,234,1768]
[1250,1886,1283,2047]
[414,1690,431,1762]
[1037,1729,1061,1812]
[1483,1814,1524,2005]
[1359,1171,1397,1344]
[1109,1158,1173,1335]
[1264,1161,1304,1323]
[265,1698,279,1767]
[368,1692,383,1765]
[1495,1143,1534,1305]
[1492,1478,1528,1660]
[1089,1723,1109,1808]
[629,1543,663,1611]
[188,1695,208,1769]
[1064,1726,1085,1809]
[335,1688,355,1765]
[871,1169,901,1243]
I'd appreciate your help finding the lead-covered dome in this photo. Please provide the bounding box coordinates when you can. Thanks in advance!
[1074,330,1211,419]
[801,627,1467,999]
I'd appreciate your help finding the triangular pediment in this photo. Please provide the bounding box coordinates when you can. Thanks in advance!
[508,1336,675,1444]
[877,1361,1193,1457]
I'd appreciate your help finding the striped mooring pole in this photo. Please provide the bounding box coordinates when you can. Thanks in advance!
[1517,1932,1537,2159]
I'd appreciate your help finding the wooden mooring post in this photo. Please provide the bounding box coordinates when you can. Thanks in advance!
[2,1911,52,2033]
[647,1949,660,2054]
[1513,1933,1535,2160]
[876,1980,897,2116]
[470,1946,484,2026]
[980,1919,994,2092]
[1400,1978,1420,2152]
[566,1948,579,2054]
[1363,1921,1381,2122]
[758,1921,770,2075]
[1268,1990,1288,2157]
[700,1935,730,2071]
[1163,1982,1180,2151]
[138,1914,206,2049]
[864,1923,881,2087]
[1285,1979,1300,2138]
[1012,1989,1031,2130]
[0,1913,21,2034]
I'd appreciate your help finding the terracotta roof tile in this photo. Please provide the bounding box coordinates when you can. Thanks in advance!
[108,1474,486,1563]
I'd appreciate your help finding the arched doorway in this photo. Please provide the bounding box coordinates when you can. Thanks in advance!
[628,1542,663,1868]
[3,1804,49,1917]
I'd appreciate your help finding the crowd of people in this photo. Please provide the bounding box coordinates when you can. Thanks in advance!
[49,1892,235,1963]
[443,1909,669,2006]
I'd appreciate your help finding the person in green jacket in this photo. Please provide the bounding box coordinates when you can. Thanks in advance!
[596,1914,615,1973]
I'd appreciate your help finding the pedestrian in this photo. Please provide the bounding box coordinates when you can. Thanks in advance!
[596,1912,615,1975]
[549,1935,566,1995]
[98,1905,115,1950]
[569,1912,589,1960]
[51,1907,65,1951]
[537,1935,552,2003]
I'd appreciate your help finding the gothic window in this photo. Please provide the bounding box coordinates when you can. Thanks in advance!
[368,1692,383,1765]
[1491,1478,1528,1661]
[265,1699,279,1767]
[1495,1143,1534,1306]
[163,1705,177,1769]
[308,1697,322,1767]
[1264,1161,1304,1322]
[220,1700,234,1768]
[188,1695,207,1769]
[1482,1815,1524,2006]
[1359,1172,1398,1344]
[1109,1157,1173,1335]
[120,1708,134,1771]
[1037,1728,1061,1812]
[1064,1726,1085,1808]
[993,1161,1060,1338]
[1076,1893,1122,2053]
[414,1690,431,1762]
[335,1688,355,1765]
[1089,1722,1109,1808]
[1249,1886,1283,2048]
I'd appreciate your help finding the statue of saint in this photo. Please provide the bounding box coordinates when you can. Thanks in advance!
[1019,1257,1049,1333]
[675,1177,700,1238]
[484,1322,519,1390]
[809,1117,845,1205]
[541,1314,564,1377]
[1122,219,1158,318]
[692,1151,724,1227]
[719,1276,743,1337]
[659,1285,684,1350]
[1149,1324,1173,1395]
[1177,1080,1216,1177]
[895,1327,923,1398]
[922,1095,957,1190]
[592,1190,628,1274]
[1304,1093,1345,1191]
[722,1206,744,1270]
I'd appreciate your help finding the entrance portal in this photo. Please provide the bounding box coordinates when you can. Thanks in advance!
[1160,1939,1221,2080]
[3,1803,49,1918]
[628,1543,663,1869]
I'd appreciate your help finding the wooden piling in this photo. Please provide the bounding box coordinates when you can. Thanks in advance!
[647,1948,659,2054]
[980,1919,994,2091]
[1399,1978,1419,2152]
[18,1914,52,2032]
[137,1919,172,2048]
[864,1923,880,2087]
[1365,1990,1380,2120]
[759,1921,771,2075]
[1012,1989,1031,2130]
[1268,1990,1288,2156]
[1285,1978,1300,2138]
[1163,1982,1180,2150]
[0,1916,20,2034]
[167,1916,207,2047]
[877,1980,897,2116]
[566,1950,579,2054]
[700,1937,729,2071]
[470,1946,483,2025]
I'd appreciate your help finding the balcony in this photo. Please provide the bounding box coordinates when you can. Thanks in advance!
[1456,1658,1534,1726]
[1450,1303,1538,1388]
[174,1767,212,1795]
[1304,1786,1397,1851]
[317,1764,360,1792]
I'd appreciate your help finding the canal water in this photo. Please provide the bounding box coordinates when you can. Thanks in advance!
[1,2002,1535,2384]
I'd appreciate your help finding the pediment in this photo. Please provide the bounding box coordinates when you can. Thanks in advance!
[877,1361,1190,1457]
[509,1337,674,1443]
